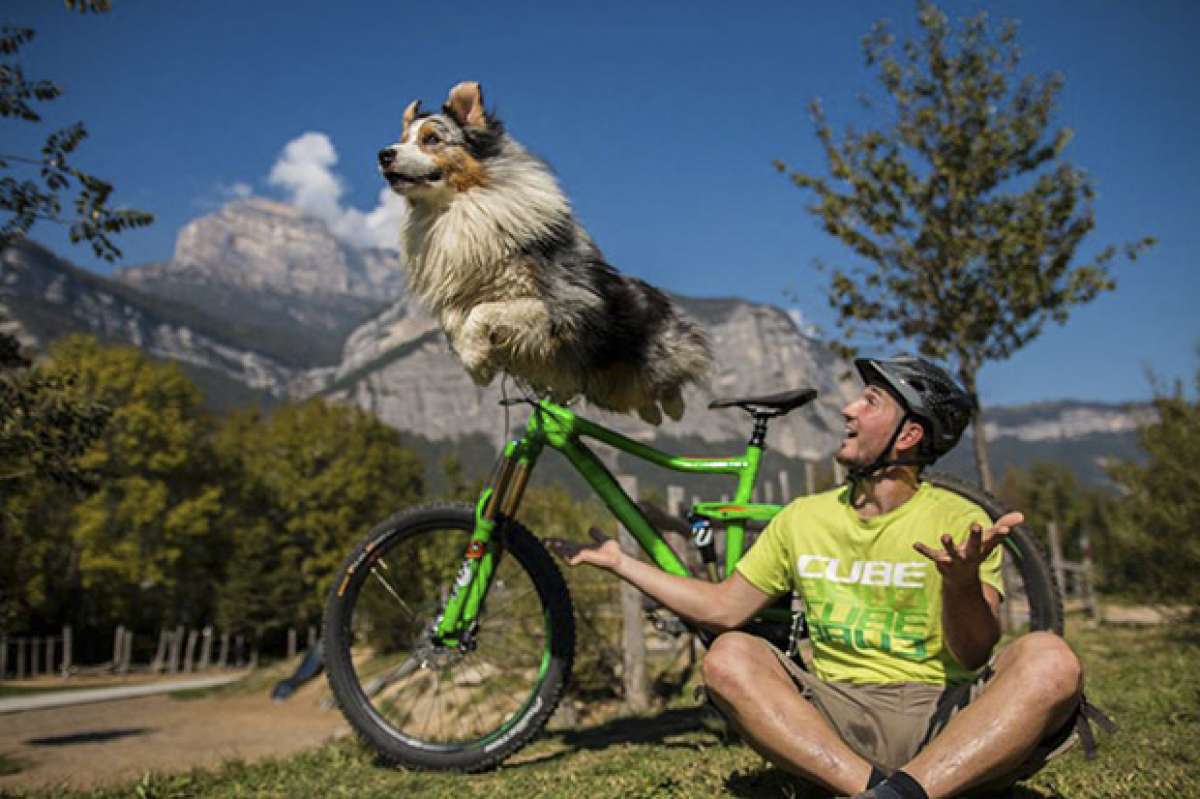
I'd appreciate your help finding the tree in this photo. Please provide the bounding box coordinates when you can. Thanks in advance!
[775,2,1154,490]
[0,323,109,494]
[1,1,152,262]
[45,336,225,631]
[1,335,221,633]
[213,400,426,641]
[1104,366,1200,609]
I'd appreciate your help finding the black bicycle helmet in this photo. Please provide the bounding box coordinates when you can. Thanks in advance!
[853,354,975,465]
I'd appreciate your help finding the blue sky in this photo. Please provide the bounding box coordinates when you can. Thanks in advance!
[6,0,1198,406]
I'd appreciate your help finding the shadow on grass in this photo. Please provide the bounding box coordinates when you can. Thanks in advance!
[510,706,722,768]
[722,767,1059,799]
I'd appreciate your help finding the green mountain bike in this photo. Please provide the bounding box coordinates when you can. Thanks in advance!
[322,390,1062,772]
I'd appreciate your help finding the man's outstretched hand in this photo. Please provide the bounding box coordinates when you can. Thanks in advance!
[913,511,1024,590]
[546,527,623,571]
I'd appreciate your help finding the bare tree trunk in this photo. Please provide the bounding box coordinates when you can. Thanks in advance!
[961,367,995,493]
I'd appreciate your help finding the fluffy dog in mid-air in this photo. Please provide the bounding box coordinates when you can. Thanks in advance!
[377,81,711,424]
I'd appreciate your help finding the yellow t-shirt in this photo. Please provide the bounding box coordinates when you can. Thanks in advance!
[736,482,1004,686]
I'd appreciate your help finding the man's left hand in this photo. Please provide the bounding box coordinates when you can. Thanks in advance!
[913,511,1024,590]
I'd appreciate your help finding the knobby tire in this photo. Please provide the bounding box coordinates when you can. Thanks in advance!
[323,502,575,772]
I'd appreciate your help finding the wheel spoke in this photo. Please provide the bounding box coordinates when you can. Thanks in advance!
[370,564,417,621]
[327,506,570,769]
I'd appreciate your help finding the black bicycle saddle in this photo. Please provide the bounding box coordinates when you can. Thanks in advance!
[708,388,819,417]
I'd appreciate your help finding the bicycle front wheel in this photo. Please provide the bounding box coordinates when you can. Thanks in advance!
[323,502,575,771]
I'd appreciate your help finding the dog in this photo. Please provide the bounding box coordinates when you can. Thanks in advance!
[377,81,711,425]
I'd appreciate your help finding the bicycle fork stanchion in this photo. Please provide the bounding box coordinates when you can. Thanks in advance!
[434,438,542,643]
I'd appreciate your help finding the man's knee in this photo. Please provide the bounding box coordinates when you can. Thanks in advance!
[997,631,1084,705]
[701,631,774,700]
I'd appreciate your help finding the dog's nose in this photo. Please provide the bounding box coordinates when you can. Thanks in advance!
[378,148,396,168]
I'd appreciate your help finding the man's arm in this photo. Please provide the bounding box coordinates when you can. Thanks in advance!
[914,512,1021,671]
[941,578,1002,670]
[546,528,775,632]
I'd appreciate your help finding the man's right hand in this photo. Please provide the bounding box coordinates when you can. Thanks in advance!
[546,527,623,571]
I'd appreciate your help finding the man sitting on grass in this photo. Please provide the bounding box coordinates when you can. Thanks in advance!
[549,355,1091,799]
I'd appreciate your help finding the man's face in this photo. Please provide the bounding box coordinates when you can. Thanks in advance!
[836,384,906,467]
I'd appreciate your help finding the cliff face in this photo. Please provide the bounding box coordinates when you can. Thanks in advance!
[0,239,297,396]
[310,293,859,458]
[116,198,405,366]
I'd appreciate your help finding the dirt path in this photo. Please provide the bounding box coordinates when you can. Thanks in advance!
[0,675,347,791]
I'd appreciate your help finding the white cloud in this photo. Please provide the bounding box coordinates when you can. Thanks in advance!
[229,181,253,199]
[267,131,406,250]
[787,308,820,338]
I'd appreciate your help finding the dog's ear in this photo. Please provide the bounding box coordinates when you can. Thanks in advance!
[402,100,422,139]
[445,81,488,129]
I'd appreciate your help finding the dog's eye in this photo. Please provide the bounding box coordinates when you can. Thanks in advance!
[421,133,441,146]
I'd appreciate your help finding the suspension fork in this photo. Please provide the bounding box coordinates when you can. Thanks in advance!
[433,437,541,642]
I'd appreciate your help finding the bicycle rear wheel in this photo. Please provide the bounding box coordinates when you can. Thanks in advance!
[323,502,574,772]
[926,472,1063,634]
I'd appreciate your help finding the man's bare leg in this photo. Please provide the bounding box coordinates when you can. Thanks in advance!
[702,632,873,795]
[901,632,1083,799]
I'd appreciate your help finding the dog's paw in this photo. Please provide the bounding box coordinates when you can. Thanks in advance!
[465,360,497,387]
[637,403,663,426]
[661,388,685,421]
[458,346,498,386]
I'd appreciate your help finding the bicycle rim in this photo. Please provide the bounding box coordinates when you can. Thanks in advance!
[339,515,554,752]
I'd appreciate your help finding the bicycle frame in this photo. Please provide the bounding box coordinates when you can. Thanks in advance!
[434,399,787,642]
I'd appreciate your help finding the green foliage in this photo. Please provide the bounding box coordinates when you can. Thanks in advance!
[38,335,223,630]
[213,400,425,637]
[998,461,1109,554]
[1,7,152,261]
[776,1,1154,488]
[1104,368,1200,608]
[0,325,109,493]
[2,335,428,646]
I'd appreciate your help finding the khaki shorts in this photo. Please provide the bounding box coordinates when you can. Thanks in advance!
[764,642,1078,788]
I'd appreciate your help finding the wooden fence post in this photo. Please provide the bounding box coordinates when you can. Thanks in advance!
[218,631,230,669]
[617,474,649,713]
[1079,531,1100,621]
[32,637,41,677]
[779,469,791,504]
[112,626,125,671]
[307,625,318,651]
[235,634,245,667]
[61,625,72,677]
[150,629,167,673]
[762,480,774,504]
[1047,521,1067,595]
[183,629,199,672]
[287,628,298,660]
[46,637,55,678]
[0,634,7,679]
[832,458,845,485]
[121,630,133,675]
[168,625,184,674]
[804,460,816,495]
[198,626,213,670]
[17,638,26,679]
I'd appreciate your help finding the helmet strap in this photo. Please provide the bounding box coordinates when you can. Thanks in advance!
[846,413,924,488]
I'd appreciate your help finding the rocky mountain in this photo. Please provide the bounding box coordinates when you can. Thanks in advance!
[3,197,1153,488]
[0,239,299,406]
[116,198,405,367]
[309,293,859,460]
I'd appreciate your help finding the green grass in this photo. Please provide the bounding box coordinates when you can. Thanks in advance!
[3,621,1196,799]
